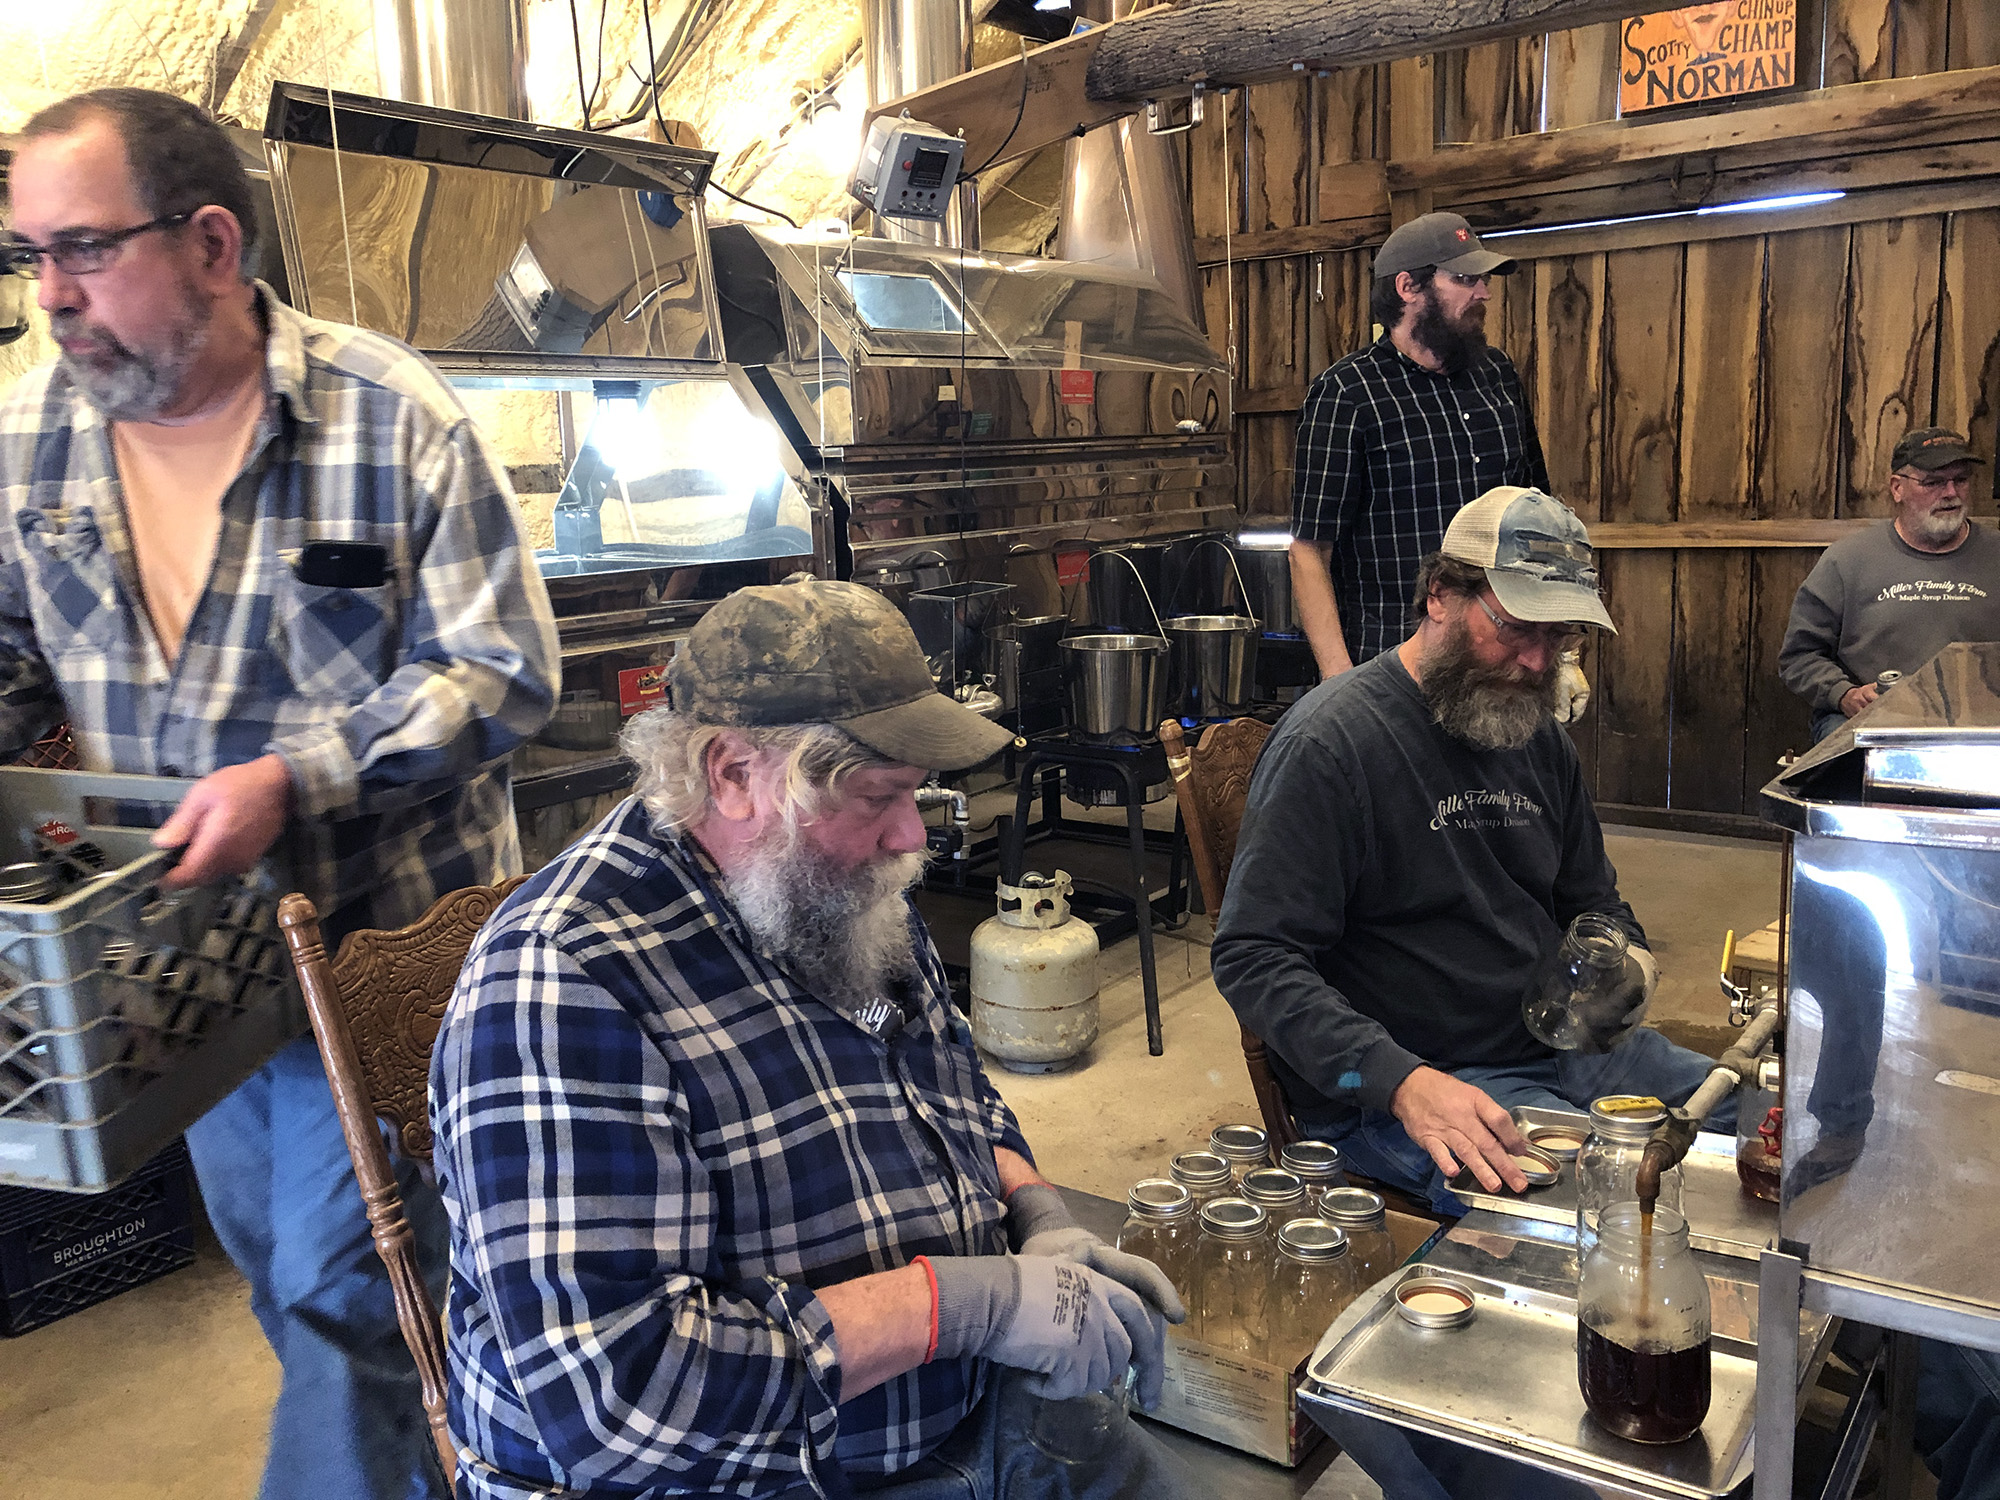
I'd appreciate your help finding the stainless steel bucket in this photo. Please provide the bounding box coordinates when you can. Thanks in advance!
[1163,614,1260,719]
[1233,540,1301,636]
[1061,634,1171,742]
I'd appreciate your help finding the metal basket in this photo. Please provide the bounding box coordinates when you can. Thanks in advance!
[0,770,301,1192]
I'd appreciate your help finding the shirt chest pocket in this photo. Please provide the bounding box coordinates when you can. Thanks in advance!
[273,574,398,703]
[16,509,125,668]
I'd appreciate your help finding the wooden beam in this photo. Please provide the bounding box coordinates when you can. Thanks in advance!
[1392,61,2000,194]
[871,0,1657,178]
[1083,0,1658,98]
[1586,520,1873,548]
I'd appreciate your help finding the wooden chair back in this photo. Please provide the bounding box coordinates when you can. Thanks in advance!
[1159,717,1301,1148]
[277,877,527,1483]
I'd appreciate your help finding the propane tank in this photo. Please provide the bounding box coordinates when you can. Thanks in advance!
[971,870,1100,1073]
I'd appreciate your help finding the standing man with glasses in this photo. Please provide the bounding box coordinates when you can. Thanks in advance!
[1214,488,1725,1224]
[0,88,558,1498]
[1780,426,2000,741]
[1289,212,1550,679]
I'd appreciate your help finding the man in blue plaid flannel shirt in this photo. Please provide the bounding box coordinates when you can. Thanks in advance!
[434,579,1196,1500]
[0,89,557,1498]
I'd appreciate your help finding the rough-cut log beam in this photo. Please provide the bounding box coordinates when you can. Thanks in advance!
[1085,0,1654,99]
[871,0,1652,174]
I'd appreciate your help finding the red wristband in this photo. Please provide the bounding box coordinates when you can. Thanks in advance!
[913,1255,940,1363]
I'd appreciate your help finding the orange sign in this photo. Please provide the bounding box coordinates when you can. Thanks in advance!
[1619,2,1798,115]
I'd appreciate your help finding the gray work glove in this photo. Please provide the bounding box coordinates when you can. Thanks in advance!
[1576,947,1660,1053]
[1007,1183,1188,1327]
[929,1253,1167,1407]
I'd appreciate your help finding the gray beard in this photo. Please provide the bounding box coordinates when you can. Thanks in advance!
[727,822,927,1011]
[1904,505,1967,548]
[51,278,212,423]
[1420,617,1560,752]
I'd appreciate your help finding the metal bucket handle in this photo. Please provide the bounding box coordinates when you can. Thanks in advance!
[1166,535,1254,619]
[1095,547,1166,639]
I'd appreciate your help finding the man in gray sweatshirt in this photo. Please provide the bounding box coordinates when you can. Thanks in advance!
[1779,427,2000,741]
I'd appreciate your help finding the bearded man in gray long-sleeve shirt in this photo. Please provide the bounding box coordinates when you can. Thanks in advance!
[1780,426,2000,742]
[1213,487,1724,1219]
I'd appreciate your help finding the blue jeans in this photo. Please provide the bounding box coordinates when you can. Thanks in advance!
[844,1367,1199,1500]
[1918,1339,2000,1500]
[185,1034,451,1500]
[1307,1028,1727,1215]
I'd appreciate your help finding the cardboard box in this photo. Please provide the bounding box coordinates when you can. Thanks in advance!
[1141,1209,1442,1465]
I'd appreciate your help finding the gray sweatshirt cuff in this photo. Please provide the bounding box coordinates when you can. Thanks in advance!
[1356,1037,1427,1113]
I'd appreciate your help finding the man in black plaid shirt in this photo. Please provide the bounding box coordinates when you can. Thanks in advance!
[1290,213,1549,676]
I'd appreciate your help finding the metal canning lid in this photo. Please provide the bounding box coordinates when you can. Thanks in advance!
[1277,1218,1349,1261]
[0,862,57,902]
[1240,1166,1307,1210]
[1506,1145,1561,1187]
[1524,1125,1588,1159]
[1395,1275,1477,1329]
[1127,1178,1195,1221]
[1588,1094,1666,1142]
[1318,1186,1387,1229]
[1169,1150,1233,1189]
[1197,1197,1268,1239]
[1279,1139,1345,1181]
[1209,1123,1271,1163]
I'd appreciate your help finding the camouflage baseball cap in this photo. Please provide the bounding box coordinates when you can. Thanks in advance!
[669,579,1018,771]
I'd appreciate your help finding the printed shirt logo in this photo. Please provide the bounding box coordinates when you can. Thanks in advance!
[1430,788,1547,832]
[1876,579,1989,604]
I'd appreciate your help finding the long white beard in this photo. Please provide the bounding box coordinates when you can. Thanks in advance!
[727,822,928,1010]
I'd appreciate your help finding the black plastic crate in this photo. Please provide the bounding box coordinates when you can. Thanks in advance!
[0,1139,194,1334]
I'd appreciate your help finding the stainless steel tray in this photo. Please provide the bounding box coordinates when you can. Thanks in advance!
[1447,1107,1775,1261]
[1298,1213,1834,1500]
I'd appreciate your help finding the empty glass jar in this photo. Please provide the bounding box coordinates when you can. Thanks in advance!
[1278,1139,1350,1208]
[1209,1124,1272,1187]
[1169,1150,1234,1208]
[1576,1095,1684,1273]
[1523,912,1639,1053]
[1193,1197,1271,1357]
[1317,1187,1398,1291]
[1118,1178,1198,1303]
[1239,1166,1309,1227]
[1269,1218,1357,1373]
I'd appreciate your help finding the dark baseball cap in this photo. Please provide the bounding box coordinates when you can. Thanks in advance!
[1441,486,1615,631]
[1374,212,1517,280]
[1892,427,1985,471]
[668,579,1018,771]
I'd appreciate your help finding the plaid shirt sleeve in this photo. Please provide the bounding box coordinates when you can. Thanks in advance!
[1290,365,1371,545]
[1499,355,1552,493]
[270,416,560,820]
[440,924,845,1494]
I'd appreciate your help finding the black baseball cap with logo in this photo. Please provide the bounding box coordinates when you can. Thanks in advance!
[1891,427,1985,472]
[1373,212,1518,281]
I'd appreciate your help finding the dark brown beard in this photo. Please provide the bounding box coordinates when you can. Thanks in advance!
[1420,614,1560,751]
[1410,288,1488,373]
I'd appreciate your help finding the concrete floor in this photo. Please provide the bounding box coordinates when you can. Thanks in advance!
[1,824,1798,1497]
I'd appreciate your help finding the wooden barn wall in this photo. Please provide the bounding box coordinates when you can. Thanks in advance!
[1186,2,2000,824]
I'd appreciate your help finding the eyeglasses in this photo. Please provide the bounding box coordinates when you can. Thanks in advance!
[1440,270,1492,290]
[1,212,193,279]
[1892,468,1973,493]
[1473,592,1586,652]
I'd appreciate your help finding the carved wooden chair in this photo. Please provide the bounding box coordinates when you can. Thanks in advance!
[1158,717,1299,1147]
[276,878,527,1482]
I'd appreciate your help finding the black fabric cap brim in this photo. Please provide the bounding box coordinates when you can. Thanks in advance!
[839,691,1018,772]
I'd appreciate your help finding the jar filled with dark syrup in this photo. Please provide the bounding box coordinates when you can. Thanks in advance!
[1577,1203,1710,1444]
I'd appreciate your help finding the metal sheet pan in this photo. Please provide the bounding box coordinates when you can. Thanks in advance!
[1299,1217,1833,1500]
[1447,1110,1776,1262]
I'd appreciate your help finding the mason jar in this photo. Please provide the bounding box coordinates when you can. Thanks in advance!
[1576,1095,1684,1272]
[1239,1166,1309,1227]
[1278,1139,1350,1209]
[1523,912,1637,1053]
[1577,1203,1711,1444]
[1269,1218,1358,1372]
[1193,1197,1271,1357]
[1169,1150,1234,1208]
[1118,1178,1198,1306]
[1209,1124,1272,1187]
[1318,1187,1398,1291]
